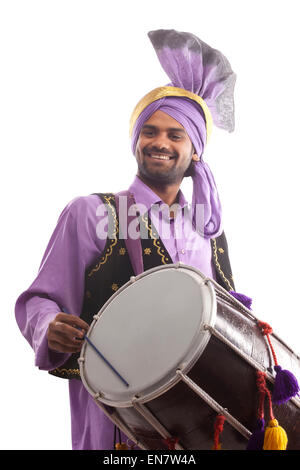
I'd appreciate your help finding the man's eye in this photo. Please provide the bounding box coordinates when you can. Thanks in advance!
[170,135,181,140]
[143,131,154,137]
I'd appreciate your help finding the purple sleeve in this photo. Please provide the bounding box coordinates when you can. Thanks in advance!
[15,195,107,371]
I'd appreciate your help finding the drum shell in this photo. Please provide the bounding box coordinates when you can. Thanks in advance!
[103,292,300,450]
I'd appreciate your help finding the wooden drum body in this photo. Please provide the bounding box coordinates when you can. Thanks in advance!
[79,263,300,450]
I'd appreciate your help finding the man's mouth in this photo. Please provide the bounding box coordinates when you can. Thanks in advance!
[145,152,176,161]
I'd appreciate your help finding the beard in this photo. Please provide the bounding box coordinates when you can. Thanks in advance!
[136,160,184,185]
[183,160,196,178]
[137,146,194,186]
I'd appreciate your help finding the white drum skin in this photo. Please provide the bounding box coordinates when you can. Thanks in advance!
[80,264,216,407]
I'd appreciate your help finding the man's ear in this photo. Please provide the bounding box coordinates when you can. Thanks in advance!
[192,153,200,162]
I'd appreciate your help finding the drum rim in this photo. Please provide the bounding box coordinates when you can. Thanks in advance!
[79,263,217,407]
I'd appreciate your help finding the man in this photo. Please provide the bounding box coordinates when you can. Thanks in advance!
[15,29,236,450]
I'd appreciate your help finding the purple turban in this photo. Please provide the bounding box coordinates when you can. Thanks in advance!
[130,30,236,238]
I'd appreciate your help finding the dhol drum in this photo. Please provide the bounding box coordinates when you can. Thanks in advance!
[78,263,300,450]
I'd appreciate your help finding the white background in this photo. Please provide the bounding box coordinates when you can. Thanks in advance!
[1,0,299,450]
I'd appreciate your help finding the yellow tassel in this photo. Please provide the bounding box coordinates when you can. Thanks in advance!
[115,442,128,450]
[263,419,288,450]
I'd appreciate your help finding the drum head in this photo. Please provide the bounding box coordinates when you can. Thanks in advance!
[80,264,216,407]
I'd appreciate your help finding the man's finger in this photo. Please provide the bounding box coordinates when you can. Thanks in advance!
[55,313,89,331]
[48,339,83,354]
[53,322,86,340]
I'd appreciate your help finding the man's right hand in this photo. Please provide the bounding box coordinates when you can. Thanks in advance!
[47,313,89,353]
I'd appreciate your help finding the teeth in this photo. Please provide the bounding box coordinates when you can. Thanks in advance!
[149,154,172,160]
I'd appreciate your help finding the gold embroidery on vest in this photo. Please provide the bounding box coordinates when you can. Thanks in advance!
[141,214,168,265]
[88,196,118,277]
[212,238,233,291]
[51,368,80,378]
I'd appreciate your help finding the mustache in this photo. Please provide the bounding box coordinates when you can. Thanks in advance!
[143,146,177,158]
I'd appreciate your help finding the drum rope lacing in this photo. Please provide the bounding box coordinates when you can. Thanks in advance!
[176,369,252,440]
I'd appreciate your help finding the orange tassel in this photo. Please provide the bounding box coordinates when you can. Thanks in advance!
[115,442,129,450]
[114,425,128,450]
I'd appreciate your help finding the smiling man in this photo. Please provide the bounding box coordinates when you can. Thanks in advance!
[15,29,237,450]
[136,110,199,188]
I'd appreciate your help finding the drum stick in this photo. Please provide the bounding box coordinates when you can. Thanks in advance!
[84,335,130,388]
[62,308,129,388]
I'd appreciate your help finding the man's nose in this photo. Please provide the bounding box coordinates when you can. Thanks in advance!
[151,133,171,151]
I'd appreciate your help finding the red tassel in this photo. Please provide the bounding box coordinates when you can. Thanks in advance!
[213,414,225,450]
[246,371,268,449]
[163,436,179,450]
[257,321,299,404]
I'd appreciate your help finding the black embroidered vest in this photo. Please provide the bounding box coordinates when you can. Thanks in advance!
[49,193,235,380]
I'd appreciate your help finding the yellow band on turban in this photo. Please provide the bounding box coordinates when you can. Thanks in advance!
[129,86,213,142]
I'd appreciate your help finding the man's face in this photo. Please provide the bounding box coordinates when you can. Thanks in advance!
[135,110,198,186]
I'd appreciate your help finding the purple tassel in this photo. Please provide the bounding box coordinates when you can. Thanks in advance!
[246,418,265,450]
[272,365,300,404]
[229,291,252,310]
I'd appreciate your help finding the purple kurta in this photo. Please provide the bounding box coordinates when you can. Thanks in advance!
[15,176,216,450]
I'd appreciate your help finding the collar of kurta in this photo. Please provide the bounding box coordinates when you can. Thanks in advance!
[128,175,188,219]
